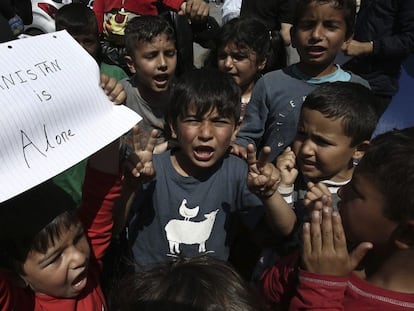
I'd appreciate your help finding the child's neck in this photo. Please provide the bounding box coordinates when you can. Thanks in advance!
[296,62,338,78]
[240,81,255,103]
[137,83,168,107]
[362,249,414,293]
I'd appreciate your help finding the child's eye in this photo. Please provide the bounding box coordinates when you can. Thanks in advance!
[213,119,231,125]
[323,21,340,30]
[165,50,177,57]
[315,138,331,146]
[232,54,248,62]
[144,52,157,59]
[182,117,200,125]
[298,21,315,30]
[43,252,62,267]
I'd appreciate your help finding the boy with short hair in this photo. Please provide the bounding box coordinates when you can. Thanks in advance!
[233,0,370,161]
[122,15,177,152]
[252,81,378,278]
[260,127,414,310]
[277,82,379,210]
[122,68,296,266]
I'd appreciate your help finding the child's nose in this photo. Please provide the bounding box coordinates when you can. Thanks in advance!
[310,24,323,40]
[301,138,314,155]
[224,55,234,68]
[68,245,88,270]
[198,122,213,140]
[157,55,167,70]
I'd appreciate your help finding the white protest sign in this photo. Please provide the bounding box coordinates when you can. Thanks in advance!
[0,31,141,202]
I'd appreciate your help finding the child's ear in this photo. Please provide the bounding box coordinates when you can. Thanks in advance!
[169,122,177,139]
[124,56,136,74]
[352,140,370,162]
[394,220,414,250]
[290,27,297,48]
[257,58,267,72]
[231,120,242,142]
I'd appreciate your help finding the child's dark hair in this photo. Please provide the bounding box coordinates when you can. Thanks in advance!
[165,68,241,138]
[292,0,356,38]
[302,82,378,146]
[55,2,98,35]
[358,127,414,223]
[206,17,286,74]
[111,255,269,311]
[0,181,78,274]
[124,15,176,57]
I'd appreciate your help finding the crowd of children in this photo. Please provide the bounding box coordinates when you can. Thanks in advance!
[1,0,414,310]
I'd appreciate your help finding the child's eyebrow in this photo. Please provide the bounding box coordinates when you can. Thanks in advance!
[37,246,62,265]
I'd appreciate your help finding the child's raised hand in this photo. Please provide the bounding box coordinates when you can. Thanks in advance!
[276,147,298,187]
[302,207,373,276]
[100,73,126,104]
[124,125,157,183]
[230,143,248,160]
[246,144,281,199]
[303,182,332,212]
[178,0,209,24]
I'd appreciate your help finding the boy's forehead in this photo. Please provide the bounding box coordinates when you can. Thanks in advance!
[299,1,346,20]
[300,108,348,136]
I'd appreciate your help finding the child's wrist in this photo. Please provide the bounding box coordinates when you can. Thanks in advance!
[277,184,294,195]
[278,185,294,205]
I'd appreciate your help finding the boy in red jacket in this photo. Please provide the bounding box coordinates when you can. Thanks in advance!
[261,127,414,310]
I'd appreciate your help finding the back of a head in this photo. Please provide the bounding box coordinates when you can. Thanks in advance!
[302,82,379,146]
[358,127,414,223]
[292,0,356,38]
[0,181,77,272]
[112,256,268,311]
[165,68,241,138]
[124,15,175,57]
[55,2,98,35]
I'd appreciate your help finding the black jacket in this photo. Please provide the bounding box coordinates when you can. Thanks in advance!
[343,0,414,97]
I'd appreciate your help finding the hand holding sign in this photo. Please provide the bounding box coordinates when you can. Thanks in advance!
[0,31,141,202]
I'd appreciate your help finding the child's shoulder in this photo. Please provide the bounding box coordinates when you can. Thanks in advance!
[261,65,310,87]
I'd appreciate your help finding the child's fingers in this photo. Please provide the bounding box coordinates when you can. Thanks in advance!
[310,210,322,253]
[302,222,312,259]
[332,211,347,250]
[349,242,373,269]
[99,73,109,88]
[246,144,258,167]
[145,129,159,154]
[111,83,126,104]
[132,124,144,152]
[321,207,334,249]
[257,146,271,169]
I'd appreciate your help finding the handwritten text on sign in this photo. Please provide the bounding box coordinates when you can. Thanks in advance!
[0,31,141,202]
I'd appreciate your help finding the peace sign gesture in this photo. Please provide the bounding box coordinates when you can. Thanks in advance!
[123,125,158,184]
[246,144,281,199]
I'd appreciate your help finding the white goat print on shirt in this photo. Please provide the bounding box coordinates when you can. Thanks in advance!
[165,198,219,254]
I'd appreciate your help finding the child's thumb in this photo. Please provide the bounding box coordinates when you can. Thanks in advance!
[350,242,373,268]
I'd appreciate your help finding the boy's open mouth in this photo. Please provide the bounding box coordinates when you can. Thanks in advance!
[193,146,214,161]
[72,270,88,291]
[154,74,169,82]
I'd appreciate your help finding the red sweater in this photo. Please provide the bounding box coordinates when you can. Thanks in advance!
[93,0,183,33]
[261,253,414,310]
[0,167,122,311]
